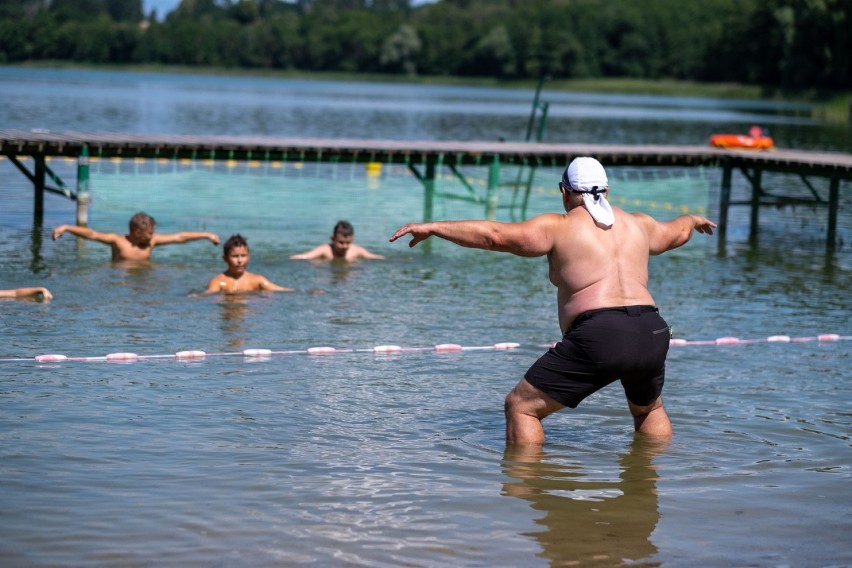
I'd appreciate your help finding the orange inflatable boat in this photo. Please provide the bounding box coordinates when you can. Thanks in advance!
[709,126,774,150]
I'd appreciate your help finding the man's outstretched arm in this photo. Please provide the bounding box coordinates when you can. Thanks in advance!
[52,225,120,245]
[153,231,220,247]
[636,213,716,255]
[389,215,559,257]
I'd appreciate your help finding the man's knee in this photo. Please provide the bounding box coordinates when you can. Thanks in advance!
[628,396,664,418]
[504,384,523,415]
[505,377,564,419]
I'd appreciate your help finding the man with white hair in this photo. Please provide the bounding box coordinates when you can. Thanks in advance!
[390,157,716,445]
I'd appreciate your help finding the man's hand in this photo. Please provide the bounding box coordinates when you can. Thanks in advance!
[389,223,431,248]
[693,216,717,235]
[52,225,67,240]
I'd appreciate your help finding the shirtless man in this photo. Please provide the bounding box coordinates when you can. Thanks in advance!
[52,212,219,261]
[390,157,716,445]
[206,234,294,294]
[290,220,384,261]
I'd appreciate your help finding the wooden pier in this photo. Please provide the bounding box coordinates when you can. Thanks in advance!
[2,130,851,250]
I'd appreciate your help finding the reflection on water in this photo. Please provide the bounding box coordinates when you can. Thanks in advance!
[216,296,251,348]
[330,258,355,284]
[502,437,668,566]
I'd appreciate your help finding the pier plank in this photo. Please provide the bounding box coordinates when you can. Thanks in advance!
[1,130,851,178]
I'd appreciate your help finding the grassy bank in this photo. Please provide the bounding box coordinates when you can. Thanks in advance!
[10,61,852,125]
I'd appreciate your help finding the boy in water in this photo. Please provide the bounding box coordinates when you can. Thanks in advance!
[52,212,220,262]
[290,220,384,261]
[0,287,53,301]
[206,234,295,294]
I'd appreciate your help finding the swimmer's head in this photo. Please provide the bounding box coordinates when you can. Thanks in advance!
[129,212,155,232]
[223,234,249,256]
[223,234,250,275]
[129,212,156,246]
[332,220,354,238]
[330,220,354,257]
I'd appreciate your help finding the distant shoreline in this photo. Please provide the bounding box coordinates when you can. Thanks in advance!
[7,61,851,124]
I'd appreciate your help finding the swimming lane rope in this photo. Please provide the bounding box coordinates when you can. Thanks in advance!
[0,334,848,365]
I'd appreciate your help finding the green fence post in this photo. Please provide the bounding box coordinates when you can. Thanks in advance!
[486,156,500,220]
[76,145,91,227]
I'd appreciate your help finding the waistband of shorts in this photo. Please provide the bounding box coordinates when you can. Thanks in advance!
[570,305,659,328]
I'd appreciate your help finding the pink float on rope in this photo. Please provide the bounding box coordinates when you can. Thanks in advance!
[767,335,791,342]
[818,334,840,341]
[106,352,139,362]
[669,338,689,346]
[175,350,206,360]
[493,342,520,350]
[434,343,463,352]
[373,345,402,353]
[307,346,336,355]
[242,349,272,357]
[715,337,740,345]
[35,354,67,363]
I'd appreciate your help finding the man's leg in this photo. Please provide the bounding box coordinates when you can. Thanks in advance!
[504,377,565,445]
[627,396,672,438]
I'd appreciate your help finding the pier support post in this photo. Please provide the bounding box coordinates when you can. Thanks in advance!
[827,176,839,252]
[33,155,45,225]
[76,145,90,227]
[717,161,732,254]
[749,168,762,245]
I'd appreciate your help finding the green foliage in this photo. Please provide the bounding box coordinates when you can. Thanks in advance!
[0,0,848,90]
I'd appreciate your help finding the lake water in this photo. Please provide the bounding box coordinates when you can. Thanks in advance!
[0,67,850,567]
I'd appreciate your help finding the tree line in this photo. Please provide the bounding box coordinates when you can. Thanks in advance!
[1,0,849,91]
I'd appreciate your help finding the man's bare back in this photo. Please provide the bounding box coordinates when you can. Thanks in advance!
[546,206,657,334]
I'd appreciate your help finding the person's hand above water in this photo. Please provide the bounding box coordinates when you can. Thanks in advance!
[389,223,431,248]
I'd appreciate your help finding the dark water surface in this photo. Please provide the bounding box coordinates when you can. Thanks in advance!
[0,67,850,567]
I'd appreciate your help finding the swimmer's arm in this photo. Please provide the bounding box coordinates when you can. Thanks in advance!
[153,231,220,247]
[389,215,557,257]
[257,278,295,292]
[52,225,120,245]
[290,245,330,260]
[352,245,385,260]
[0,287,52,300]
[638,213,717,255]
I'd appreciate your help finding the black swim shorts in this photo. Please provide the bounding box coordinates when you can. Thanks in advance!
[525,305,670,408]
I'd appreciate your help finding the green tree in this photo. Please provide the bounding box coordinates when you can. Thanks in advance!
[468,25,516,77]
[380,24,422,75]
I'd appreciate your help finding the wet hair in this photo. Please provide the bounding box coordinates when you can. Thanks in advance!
[129,212,155,232]
[332,220,354,238]
[223,234,249,256]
